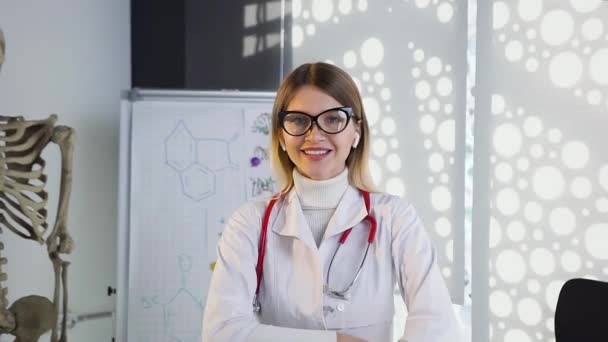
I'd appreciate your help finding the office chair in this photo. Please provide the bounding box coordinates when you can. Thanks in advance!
[554,278,608,342]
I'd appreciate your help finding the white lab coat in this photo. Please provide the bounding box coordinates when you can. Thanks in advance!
[202,185,460,342]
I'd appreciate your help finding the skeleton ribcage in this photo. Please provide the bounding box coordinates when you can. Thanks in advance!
[0,115,56,244]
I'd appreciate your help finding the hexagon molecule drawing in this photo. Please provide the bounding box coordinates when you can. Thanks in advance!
[165,121,239,201]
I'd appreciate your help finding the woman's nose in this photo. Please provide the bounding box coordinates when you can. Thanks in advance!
[305,122,325,141]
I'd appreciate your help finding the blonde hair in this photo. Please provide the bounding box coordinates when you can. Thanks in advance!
[270,62,377,194]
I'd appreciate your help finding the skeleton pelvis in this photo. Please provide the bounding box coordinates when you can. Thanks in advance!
[9,295,56,342]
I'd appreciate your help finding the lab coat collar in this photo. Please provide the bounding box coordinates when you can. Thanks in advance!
[270,190,317,250]
[270,186,368,248]
[322,185,368,240]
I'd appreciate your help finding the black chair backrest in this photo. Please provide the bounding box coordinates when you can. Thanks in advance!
[554,278,608,342]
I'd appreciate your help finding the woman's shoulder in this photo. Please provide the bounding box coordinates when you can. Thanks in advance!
[368,190,414,210]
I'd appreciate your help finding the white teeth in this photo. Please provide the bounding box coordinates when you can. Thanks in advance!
[303,150,329,155]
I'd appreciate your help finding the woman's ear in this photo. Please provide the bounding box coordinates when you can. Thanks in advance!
[352,132,360,149]
[279,137,286,151]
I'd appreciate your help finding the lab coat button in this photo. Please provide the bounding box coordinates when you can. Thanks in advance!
[337,303,345,312]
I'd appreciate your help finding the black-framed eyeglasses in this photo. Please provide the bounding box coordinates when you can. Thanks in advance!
[278,107,354,136]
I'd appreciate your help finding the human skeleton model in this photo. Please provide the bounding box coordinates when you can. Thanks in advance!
[0,29,76,342]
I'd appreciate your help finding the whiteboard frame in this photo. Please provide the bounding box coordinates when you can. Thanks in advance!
[115,89,276,342]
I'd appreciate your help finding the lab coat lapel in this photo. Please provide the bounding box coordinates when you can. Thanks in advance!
[322,186,368,241]
[270,190,318,250]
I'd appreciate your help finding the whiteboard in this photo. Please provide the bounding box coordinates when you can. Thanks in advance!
[116,90,276,342]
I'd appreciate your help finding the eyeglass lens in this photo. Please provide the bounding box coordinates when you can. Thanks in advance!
[282,109,349,135]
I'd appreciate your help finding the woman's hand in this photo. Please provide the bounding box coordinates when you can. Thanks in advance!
[336,332,367,342]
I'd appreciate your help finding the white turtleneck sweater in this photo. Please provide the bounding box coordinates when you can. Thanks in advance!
[292,168,349,247]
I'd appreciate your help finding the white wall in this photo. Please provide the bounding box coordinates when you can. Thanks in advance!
[0,1,129,341]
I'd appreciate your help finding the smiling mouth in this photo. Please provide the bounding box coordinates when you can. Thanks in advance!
[302,150,330,155]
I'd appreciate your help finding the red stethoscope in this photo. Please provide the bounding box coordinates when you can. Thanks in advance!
[253,190,377,312]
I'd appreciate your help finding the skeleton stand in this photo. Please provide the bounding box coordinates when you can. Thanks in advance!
[0,29,77,342]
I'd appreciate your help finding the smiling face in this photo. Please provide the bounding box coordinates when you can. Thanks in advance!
[280,85,360,180]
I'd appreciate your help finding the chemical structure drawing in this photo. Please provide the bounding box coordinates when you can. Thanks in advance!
[141,254,204,342]
[165,121,239,201]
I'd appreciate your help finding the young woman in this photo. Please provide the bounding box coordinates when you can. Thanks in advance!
[202,62,460,342]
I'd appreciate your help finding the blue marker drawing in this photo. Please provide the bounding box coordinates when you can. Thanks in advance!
[165,121,239,201]
[141,254,204,342]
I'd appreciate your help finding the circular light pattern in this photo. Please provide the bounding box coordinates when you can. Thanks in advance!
[584,223,608,259]
[496,249,526,283]
[517,158,530,171]
[493,2,510,30]
[549,207,576,236]
[369,158,382,184]
[386,153,401,172]
[381,117,396,135]
[530,144,544,158]
[582,18,604,41]
[517,298,542,326]
[436,77,453,96]
[415,0,431,9]
[532,166,565,200]
[524,201,543,223]
[495,162,514,183]
[437,120,455,152]
[548,128,563,143]
[540,10,574,46]
[496,188,520,216]
[358,0,368,11]
[343,50,357,68]
[429,98,441,112]
[386,177,405,197]
[431,186,452,211]
[444,104,453,114]
[570,177,592,198]
[523,116,543,137]
[525,58,539,72]
[380,88,391,100]
[587,89,602,105]
[492,94,506,114]
[426,57,443,76]
[429,153,445,173]
[530,248,556,276]
[490,218,502,248]
[490,291,513,317]
[600,165,608,192]
[493,123,523,158]
[589,48,608,85]
[545,280,564,310]
[561,250,582,273]
[518,0,542,21]
[414,49,425,62]
[435,217,451,237]
[306,24,316,36]
[561,141,589,169]
[312,0,333,22]
[437,2,454,23]
[361,38,384,67]
[505,40,524,62]
[372,139,387,157]
[415,80,432,100]
[420,114,436,134]
[569,0,602,13]
[507,221,526,242]
[363,97,380,125]
[292,26,304,47]
[549,52,583,88]
[374,71,385,84]
[292,0,302,18]
[338,0,352,14]
[596,197,608,213]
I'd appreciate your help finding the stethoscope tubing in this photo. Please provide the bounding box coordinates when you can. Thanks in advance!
[253,190,376,312]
